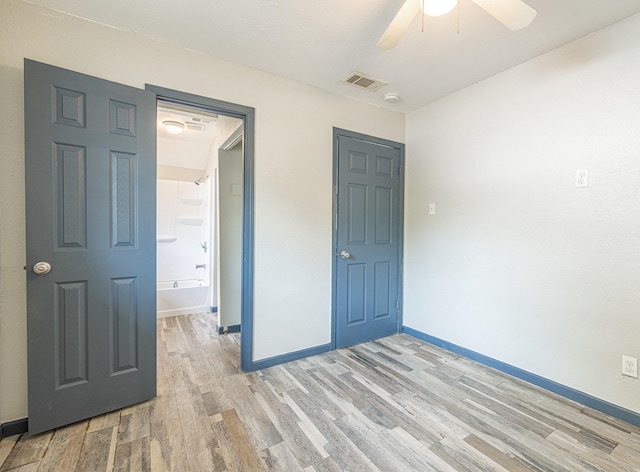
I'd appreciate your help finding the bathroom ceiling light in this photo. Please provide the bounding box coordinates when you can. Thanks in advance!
[162,120,186,134]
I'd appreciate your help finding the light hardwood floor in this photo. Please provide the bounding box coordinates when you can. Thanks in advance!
[2,312,640,471]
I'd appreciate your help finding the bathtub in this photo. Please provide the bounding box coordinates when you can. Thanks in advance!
[157,279,210,317]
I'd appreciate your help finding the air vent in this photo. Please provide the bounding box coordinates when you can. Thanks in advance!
[343,72,388,92]
[185,122,206,132]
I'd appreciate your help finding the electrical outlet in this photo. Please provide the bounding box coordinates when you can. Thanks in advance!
[575,170,589,188]
[622,356,638,378]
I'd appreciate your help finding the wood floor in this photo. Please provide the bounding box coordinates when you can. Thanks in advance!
[1,313,640,471]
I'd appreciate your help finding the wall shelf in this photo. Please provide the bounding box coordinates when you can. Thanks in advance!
[180,198,203,206]
[179,218,204,226]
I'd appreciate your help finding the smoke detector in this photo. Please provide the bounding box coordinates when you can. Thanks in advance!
[343,72,388,92]
[384,93,400,103]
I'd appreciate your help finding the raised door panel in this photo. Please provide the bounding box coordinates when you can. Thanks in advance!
[54,144,88,250]
[54,281,89,388]
[373,262,391,320]
[110,277,138,374]
[110,151,137,248]
[374,186,392,245]
[347,263,367,326]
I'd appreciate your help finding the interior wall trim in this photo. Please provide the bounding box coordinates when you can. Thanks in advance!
[402,326,640,428]
[217,324,241,335]
[1,418,28,439]
[251,343,331,371]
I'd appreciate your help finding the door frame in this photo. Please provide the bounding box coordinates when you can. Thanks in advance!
[331,128,405,350]
[146,84,255,371]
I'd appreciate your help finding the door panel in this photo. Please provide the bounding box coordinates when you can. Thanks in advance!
[374,261,391,319]
[347,263,366,325]
[335,134,403,348]
[348,184,367,244]
[25,60,157,434]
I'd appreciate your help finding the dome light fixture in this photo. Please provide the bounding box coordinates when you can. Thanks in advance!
[421,0,458,17]
[162,120,185,134]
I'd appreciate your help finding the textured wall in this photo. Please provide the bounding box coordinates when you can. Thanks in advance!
[0,64,27,427]
[405,14,640,414]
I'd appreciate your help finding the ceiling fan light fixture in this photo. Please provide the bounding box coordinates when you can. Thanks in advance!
[421,0,458,17]
[162,120,185,134]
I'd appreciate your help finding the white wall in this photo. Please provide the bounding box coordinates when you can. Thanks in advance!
[157,138,211,170]
[205,116,243,310]
[0,63,26,427]
[0,0,404,423]
[157,179,209,283]
[405,14,640,414]
[217,147,244,328]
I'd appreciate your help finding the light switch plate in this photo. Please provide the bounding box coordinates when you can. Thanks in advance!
[428,203,436,215]
[231,183,243,196]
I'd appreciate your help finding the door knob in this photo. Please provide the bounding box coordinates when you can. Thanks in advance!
[339,251,351,259]
[32,262,52,275]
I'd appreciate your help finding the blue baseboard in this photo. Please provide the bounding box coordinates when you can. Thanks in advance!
[252,343,332,371]
[402,326,640,428]
[210,306,218,313]
[1,418,28,438]
[217,324,240,335]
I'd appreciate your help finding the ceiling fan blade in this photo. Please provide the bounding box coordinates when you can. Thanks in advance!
[377,0,421,50]
[470,0,537,31]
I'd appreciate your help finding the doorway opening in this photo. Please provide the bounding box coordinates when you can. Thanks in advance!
[148,85,255,371]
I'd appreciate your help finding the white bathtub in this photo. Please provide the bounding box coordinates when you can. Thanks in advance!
[157,279,210,317]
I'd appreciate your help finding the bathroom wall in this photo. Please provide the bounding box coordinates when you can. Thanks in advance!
[157,179,210,284]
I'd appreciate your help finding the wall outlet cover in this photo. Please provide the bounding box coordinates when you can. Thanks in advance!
[622,355,638,378]
[575,170,589,188]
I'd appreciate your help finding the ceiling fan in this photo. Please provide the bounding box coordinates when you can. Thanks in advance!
[377,0,537,50]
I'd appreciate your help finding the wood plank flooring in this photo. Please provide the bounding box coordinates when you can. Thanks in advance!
[1,312,640,471]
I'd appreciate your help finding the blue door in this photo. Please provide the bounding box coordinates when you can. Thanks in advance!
[25,60,157,434]
[334,130,404,348]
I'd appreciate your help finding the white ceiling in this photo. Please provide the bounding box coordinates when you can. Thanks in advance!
[23,0,640,112]
[157,104,218,144]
